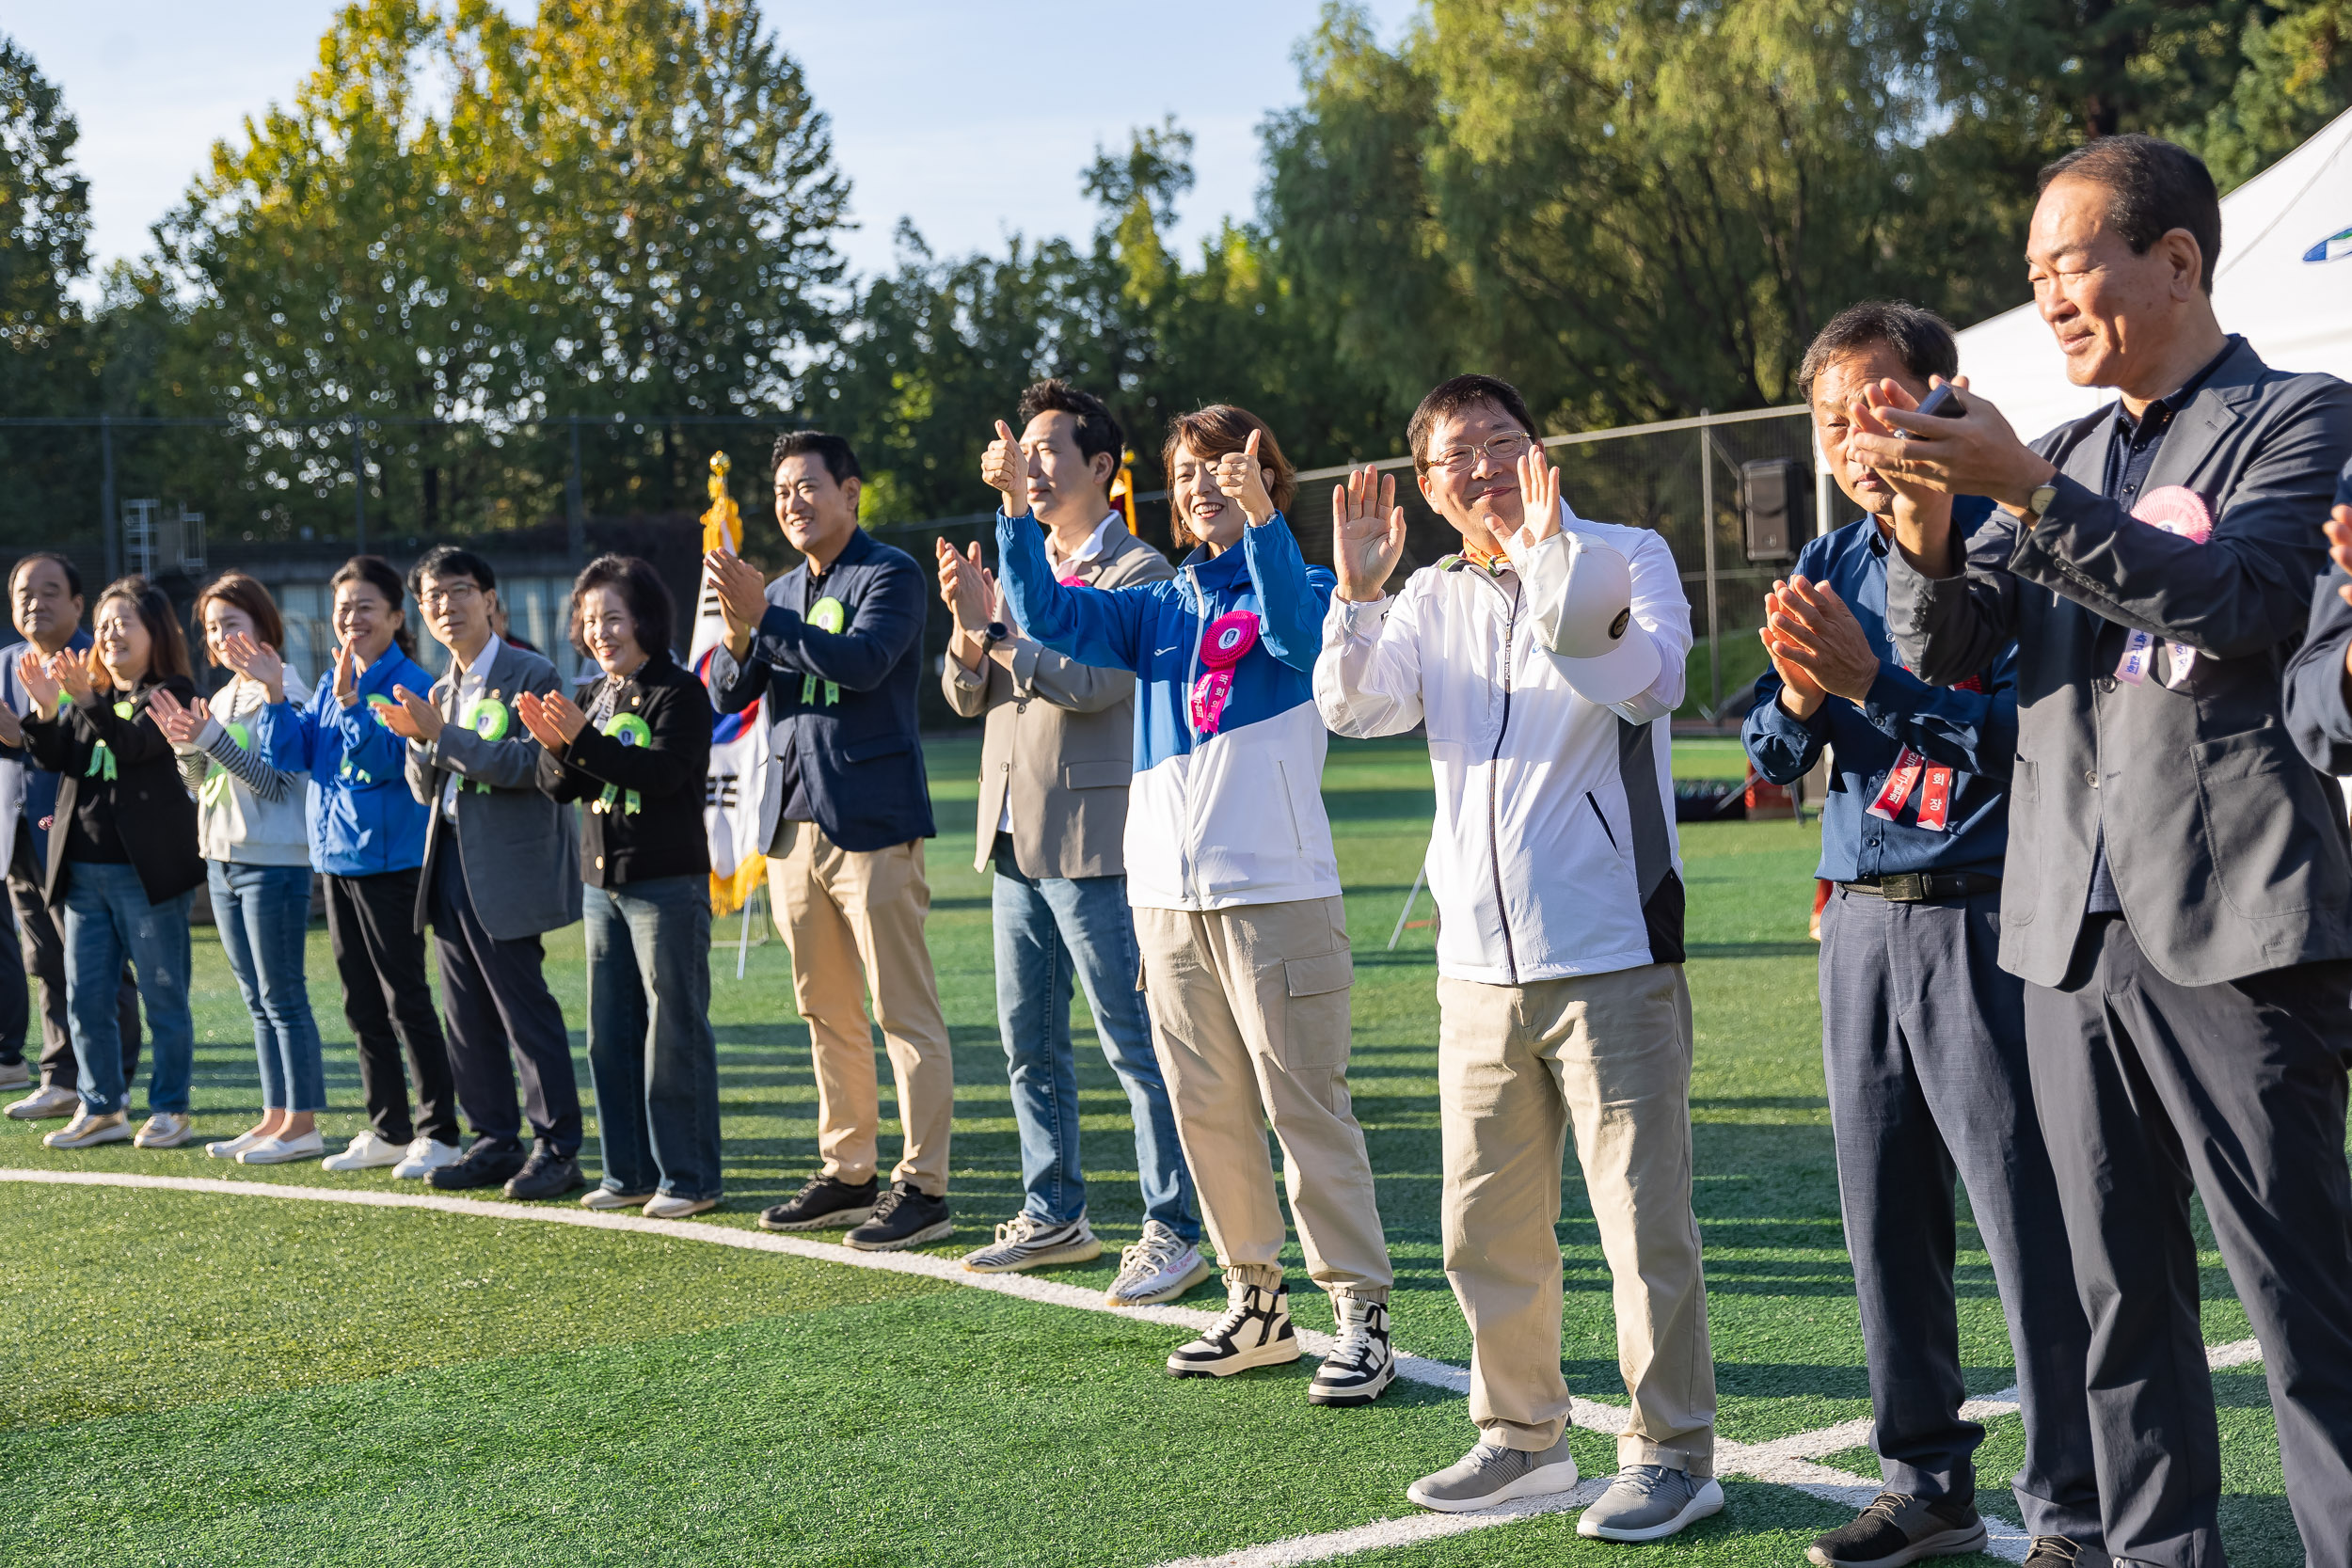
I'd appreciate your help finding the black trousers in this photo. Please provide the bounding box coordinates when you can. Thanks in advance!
[2026,913,2352,1568]
[325,868,458,1146]
[1820,889,2101,1544]
[7,832,138,1089]
[427,844,579,1156]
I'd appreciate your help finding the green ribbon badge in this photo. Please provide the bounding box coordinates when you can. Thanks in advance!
[593,712,653,817]
[87,700,137,781]
[199,721,254,807]
[460,694,509,792]
[800,596,846,706]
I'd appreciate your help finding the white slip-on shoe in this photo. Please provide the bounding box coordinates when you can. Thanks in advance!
[642,1194,718,1220]
[43,1109,131,1148]
[322,1130,407,1172]
[133,1113,195,1148]
[580,1186,656,1211]
[205,1130,270,1160]
[7,1084,80,1120]
[240,1130,325,1165]
[390,1137,463,1180]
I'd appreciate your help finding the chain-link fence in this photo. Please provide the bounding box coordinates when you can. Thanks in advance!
[0,407,1820,721]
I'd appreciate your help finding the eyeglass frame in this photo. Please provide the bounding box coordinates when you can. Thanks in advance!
[1423,429,1537,475]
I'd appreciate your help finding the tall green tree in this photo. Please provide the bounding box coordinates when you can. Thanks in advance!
[0,31,99,540]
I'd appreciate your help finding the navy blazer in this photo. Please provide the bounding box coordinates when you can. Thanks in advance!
[707,527,935,853]
[2281,462,2352,773]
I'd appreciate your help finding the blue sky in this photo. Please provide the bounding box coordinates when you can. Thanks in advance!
[14,0,1416,292]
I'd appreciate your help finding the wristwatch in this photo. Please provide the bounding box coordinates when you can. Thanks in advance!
[2021,481,2059,527]
[985,621,1010,645]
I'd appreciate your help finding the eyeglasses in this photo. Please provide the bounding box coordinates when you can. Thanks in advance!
[1429,432,1534,474]
[418,583,481,609]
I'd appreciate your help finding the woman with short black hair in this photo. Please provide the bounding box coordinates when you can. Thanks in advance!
[516,554,720,1217]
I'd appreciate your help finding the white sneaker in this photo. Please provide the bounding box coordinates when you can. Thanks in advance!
[1166,1277,1300,1377]
[390,1137,463,1179]
[580,1186,656,1211]
[8,1084,82,1120]
[0,1059,29,1090]
[1105,1220,1216,1306]
[240,1130,325,1165]
[205,1130,270,1160]
[133,1112,195,1148]
[643,1194,718,1219]
[43,1109,131,1148]
[1309,1296,1396,1406]
[322,1130,408,1172]
[960,1211,1103,1274]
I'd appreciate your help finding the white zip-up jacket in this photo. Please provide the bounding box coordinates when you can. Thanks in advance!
[1313,509,1692,986]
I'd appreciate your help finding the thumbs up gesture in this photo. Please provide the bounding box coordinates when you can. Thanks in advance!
[1214,428,1277,527]
[983,420,1032,519]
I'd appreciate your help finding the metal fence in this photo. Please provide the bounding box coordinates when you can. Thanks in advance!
[0,407,1822,721]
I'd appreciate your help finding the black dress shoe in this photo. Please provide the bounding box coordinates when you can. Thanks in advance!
[425,1138,528,1191]
[503,1149,584,1201]
[843,1182,952,1252]
[757,1174,880,1231]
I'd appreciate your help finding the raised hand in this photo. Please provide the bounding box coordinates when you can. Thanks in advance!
[1764,576,1879,704]
[147,686,207,745]
[539,689,589,744]
[702,548,769,649]
[983,420,1032,519]
[1330,465,1407,605]
[384,685,444,743]
[332,639,359,707]
[513,690,567,751]
[15,650,59,719]
[52,648,97,708]
[1502,444,1562,548]
[219,631,287,703]
[1213,429,1277,527]
[936,538,993,635]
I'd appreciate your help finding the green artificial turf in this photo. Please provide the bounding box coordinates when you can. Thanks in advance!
[0,735,2308,1565]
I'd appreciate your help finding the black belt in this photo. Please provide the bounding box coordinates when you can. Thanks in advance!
[1838,871,2002,904]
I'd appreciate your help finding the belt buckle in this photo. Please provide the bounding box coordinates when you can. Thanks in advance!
[1879,872,1929,903]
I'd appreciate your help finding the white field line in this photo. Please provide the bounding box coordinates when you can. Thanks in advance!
[0,1170,2266,1567]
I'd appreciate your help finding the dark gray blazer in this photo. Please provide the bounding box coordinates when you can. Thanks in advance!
[403,637,582,942]
[1886,339,2352,988]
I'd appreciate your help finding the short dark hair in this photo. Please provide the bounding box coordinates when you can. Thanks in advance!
[1408,375,1539,473]
[568,554,676,662]
[407,544,496,600]
[2039,134,2222,293]
[194,572,287,665]
[330,555,417,657]
[10,551,82,602]
[1162,405,1298,544]
[94,576,191,683]
[773,430,862,487]
[1797,301,1961,404]
[1017,379,1124,473]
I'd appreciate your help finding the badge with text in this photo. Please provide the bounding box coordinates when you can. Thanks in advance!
[2114,486,2215,689]
[594,712,652,816]
[1187,610,1261,736]
[802,596,846,706]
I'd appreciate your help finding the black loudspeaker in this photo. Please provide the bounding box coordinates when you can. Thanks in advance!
[1741,457,1801,562]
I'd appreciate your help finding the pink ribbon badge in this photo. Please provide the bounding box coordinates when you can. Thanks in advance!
[2115,486,2215,689]
[1200,610,1260,670]
[1189,669,1234,736]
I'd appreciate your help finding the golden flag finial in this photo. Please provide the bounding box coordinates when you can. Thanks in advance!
[701,451,742,555]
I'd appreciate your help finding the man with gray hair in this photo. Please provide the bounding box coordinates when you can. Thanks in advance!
[1747,302,2099,1568]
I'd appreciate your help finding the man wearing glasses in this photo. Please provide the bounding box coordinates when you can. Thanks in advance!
[1315,375,1719,1542]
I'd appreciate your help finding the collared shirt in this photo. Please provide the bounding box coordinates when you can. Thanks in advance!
[1743,497,2014,882]
[2084,334,2242,911]
[439,632,503,821]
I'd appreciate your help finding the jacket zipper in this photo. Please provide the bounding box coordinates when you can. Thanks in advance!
[1477,571,1521,984]
[1585,791,1619,850]
[1180,563,1206,907]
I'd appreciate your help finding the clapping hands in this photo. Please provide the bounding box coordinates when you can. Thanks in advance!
[146,688,213,746]
[218,631,286,703]
[515,689,588,750]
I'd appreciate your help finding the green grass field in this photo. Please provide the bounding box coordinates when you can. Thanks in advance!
[0,736,2301,1566]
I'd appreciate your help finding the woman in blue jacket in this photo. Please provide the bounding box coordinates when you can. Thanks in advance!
[991,404,1394,1407]
[257,556,461,1179]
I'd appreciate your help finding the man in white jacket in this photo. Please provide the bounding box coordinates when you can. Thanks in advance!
[1314,374,1721,1543]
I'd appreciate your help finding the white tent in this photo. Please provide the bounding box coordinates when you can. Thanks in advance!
[1954,106,2352,440]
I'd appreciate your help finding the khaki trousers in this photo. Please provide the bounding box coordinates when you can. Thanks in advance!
[1134,896,1391,1302]
[1438,964,1717,1474]
[768,822,954,1196]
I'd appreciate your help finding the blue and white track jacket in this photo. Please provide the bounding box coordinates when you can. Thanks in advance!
[998,508,1342,912]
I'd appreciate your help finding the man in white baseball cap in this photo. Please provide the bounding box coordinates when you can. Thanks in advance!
[1313,373,1719,1543]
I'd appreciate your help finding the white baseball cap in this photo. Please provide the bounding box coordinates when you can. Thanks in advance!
[1549,532,1660,706]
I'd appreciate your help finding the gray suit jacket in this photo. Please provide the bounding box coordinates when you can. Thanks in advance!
[944,526,1173,877]
[1886,339,2352,987]
[404,639,582,941]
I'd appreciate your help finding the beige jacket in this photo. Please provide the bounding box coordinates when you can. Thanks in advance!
[945,522,1174,877]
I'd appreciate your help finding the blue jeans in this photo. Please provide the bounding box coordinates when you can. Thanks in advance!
[584,876,722,1200]
[992,840,1198,1241]
[210,862,326,1115]
[61,861,196,1117]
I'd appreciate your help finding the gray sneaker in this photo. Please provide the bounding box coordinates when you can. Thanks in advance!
[1406,1435,1579,1513]
[1577,1465,1725,1543]
[1104,1220,1214,1306]
[960,1211,1103,1274]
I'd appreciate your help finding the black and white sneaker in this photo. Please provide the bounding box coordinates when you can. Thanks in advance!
[842,1182,953,1252]
[1308,1295,1396,1405]
[960,1211,1103,1274]
[1166,1277,1300,1378]
[757,1174,880,1232]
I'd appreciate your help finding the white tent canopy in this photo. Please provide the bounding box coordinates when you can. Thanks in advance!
[1954,107,2352,441]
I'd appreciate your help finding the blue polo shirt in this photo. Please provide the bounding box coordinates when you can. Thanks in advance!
[1743,497,2017,883]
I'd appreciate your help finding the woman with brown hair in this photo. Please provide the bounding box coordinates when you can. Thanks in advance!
[151,572,326,1164]
[989,404,1396,1406]
[18,576,205,1150]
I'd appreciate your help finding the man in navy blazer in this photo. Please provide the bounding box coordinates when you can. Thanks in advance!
[705,431,953,1254]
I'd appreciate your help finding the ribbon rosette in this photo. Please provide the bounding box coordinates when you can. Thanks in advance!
[594,712,653,816]
[1187,610,1262,736]
[801,596,847,706]
[87,699,136,781]
[2115,486,2215,689]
